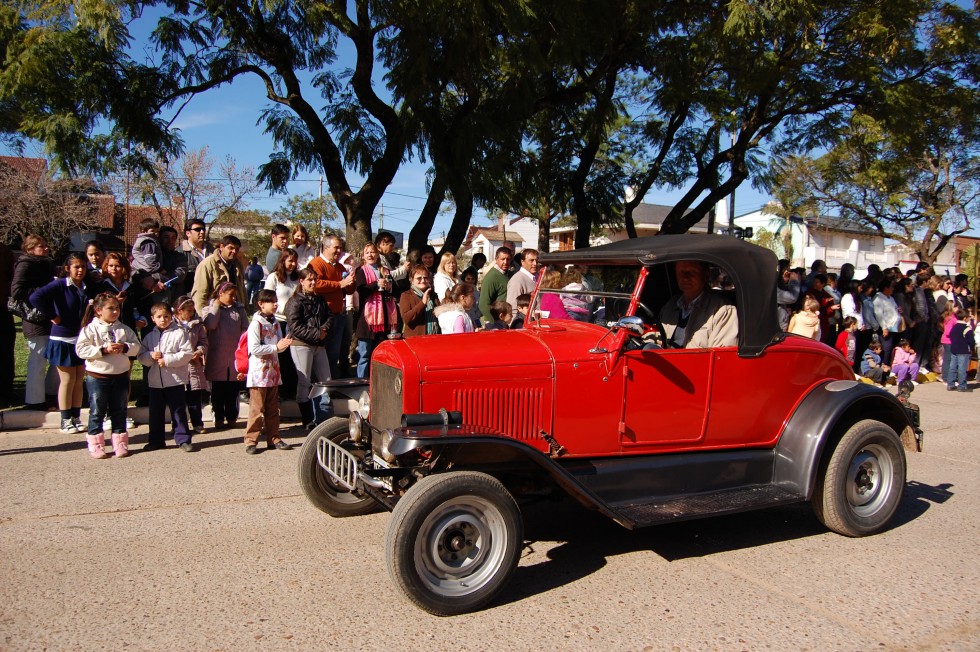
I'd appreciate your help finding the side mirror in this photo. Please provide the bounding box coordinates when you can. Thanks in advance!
[614,315,645,335]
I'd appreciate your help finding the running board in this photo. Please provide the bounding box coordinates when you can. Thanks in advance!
[611,485,803,529]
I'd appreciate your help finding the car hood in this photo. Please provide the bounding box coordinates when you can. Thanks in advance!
[395,329,556,383]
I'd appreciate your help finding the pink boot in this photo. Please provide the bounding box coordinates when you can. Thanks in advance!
[111,433,129,458]
[86,434,109,459]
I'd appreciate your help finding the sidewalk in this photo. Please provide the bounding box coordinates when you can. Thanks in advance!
[0,394,363,431]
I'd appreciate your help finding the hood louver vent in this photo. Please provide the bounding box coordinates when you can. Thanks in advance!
[452,386,544,441]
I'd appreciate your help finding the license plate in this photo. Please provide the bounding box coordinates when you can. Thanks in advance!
[316,437,358,491]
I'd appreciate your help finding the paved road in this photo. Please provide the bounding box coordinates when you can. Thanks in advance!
[1,382,978,651]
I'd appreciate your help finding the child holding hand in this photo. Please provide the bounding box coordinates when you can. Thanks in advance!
[75,293,141,458]
[139,303,195,451]
[244,289,294,454]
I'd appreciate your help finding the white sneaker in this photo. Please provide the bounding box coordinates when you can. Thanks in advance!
[126,417,136,429]
[61,418,78,434]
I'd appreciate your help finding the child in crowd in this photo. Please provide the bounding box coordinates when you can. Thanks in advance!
[891,338,920,386]
[835,316,858,367]
[139,303,195,451]
[561,267,592,321]
[434,283,477,334]
[203,283,248,429]
[75,293,141,458]
[174,296,208,433]
[939,303,956,385]
[946,308,974,392]
[30,252,89,433]
[244,289,294,454]
[788,295,821,340]
[484,301,513,331]
[860,341,890,386]
[510,293,531,329]
[84,240,106,286]
[130,217,169,296]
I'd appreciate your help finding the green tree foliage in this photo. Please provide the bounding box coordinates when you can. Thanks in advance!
[769,97,979,264]
[1,0,975,253]
[272,192,343,247]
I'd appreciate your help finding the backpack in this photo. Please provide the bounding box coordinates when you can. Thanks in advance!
[234,331,249,374]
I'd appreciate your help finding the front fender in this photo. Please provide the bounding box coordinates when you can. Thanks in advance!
[388,427,632,528]
[773,380,914,500]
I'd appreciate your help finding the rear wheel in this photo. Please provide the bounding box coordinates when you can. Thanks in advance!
[385,472,523,616]
[813,420,906,537]
[297,417,377,517]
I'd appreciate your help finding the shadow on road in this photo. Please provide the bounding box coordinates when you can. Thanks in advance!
[501,480,954,606]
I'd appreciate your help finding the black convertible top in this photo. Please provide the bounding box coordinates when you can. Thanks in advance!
[538,234,781,356]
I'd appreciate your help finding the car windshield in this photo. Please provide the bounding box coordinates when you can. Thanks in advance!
[531,264,639,325]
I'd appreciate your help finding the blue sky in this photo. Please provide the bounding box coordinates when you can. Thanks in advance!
[160,73,774,240]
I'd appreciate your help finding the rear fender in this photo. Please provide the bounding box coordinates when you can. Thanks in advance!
[774,380,914,499]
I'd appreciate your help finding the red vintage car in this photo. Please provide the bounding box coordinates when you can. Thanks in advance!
[298,234,920,616]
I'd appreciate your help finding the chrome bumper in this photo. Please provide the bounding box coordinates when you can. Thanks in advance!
[315,436,392,491]
[316,436,358,491]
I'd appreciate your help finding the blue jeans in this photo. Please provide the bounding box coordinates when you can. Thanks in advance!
[86,374,130,435]
[356,338,379,379]
[948,353,969,390]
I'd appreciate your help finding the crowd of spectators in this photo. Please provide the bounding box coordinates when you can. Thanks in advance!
[5,223,976,458]
[778,259,976,392]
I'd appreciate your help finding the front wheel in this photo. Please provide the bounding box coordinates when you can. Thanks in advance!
[385,472,523,616]
[812,419,906,537]
[297,417,378,517]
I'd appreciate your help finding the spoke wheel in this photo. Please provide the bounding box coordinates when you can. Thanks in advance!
[813,419,906,537]
[297,417,378,517]
[386,472,522,616]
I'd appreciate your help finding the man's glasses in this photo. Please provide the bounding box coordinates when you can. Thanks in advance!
[414,276,429,282]
[189,227,205,232]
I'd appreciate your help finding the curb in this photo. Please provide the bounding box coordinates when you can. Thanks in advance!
[0,397,359,432]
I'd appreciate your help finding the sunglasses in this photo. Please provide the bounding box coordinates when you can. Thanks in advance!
[188,227,205,232]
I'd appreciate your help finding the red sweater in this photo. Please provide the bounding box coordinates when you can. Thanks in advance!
[307,254,355,314]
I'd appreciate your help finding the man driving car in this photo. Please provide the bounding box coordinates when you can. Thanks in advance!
[658,260,738,348]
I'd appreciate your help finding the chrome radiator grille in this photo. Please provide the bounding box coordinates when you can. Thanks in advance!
[452,386,544,441]
[370,363,404,430]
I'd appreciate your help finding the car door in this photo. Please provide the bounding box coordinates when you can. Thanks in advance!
[619,347,712,449]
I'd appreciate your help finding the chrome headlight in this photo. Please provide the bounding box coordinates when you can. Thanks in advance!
[379,429,396,464]
[348,411,364,443]
[358,392,370,419]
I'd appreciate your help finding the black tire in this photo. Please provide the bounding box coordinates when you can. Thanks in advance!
[297,417,378,518]
[812,419,906,537]
[385,472,523,616]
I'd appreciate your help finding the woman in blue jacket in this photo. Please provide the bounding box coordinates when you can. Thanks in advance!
[29,253,89,433]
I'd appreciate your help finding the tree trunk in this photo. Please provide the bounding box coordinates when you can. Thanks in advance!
[409,172,449,258]
[443,179,474,256]
[623,203,638,239]
[537,206,551,252]
[343,195,374,255]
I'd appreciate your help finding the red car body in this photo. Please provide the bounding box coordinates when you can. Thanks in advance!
[299,234,919,616]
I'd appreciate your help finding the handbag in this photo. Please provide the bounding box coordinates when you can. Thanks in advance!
[6,298,48,324]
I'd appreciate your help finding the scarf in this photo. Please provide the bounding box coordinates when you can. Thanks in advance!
[413,286,440,335]
[361,264,398,333]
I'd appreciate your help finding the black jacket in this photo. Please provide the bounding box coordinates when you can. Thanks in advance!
[284,290,333,346]
[11,254,56,338]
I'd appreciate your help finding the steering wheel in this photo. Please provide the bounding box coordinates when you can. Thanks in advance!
[611,300,675,349]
